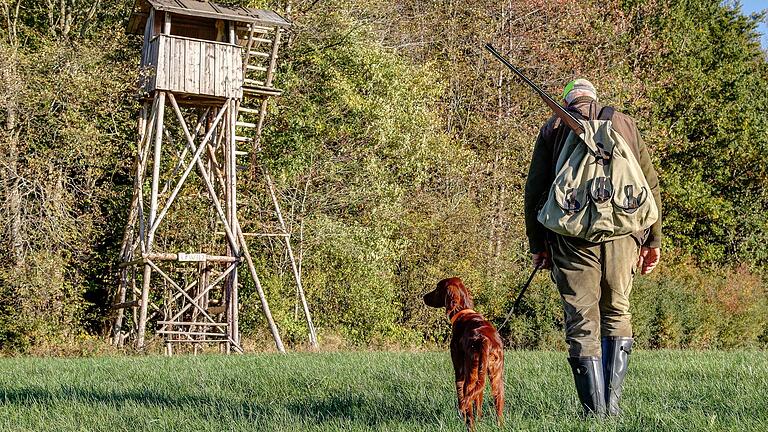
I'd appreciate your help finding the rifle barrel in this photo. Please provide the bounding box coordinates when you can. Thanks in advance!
[484,43,584,135]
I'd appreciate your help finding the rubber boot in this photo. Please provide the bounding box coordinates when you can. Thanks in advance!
[602,336,633,416]
[568,356,606,416]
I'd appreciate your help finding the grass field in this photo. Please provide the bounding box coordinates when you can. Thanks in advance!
[1,350,766,431]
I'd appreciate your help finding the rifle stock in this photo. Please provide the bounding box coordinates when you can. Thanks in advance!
[484,43,585,136]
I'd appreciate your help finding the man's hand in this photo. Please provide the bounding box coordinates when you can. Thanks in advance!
[532,250,552,269]
[637,247,660,275]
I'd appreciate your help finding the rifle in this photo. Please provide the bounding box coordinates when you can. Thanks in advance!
[484,43,585,136]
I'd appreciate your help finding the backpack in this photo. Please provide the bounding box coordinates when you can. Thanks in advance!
[536,107,658,243]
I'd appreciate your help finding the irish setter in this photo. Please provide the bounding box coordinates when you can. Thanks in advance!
[424,277,504,431]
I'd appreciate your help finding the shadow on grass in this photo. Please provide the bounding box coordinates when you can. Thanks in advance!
[283,392,450,426]
[0,385,455,427]
[0,385,269,412]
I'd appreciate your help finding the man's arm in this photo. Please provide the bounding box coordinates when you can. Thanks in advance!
[524,124,554,254]
[629,119,662,274]
[632,123,662,249]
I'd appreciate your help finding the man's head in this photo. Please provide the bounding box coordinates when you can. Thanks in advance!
[562,79,597,104]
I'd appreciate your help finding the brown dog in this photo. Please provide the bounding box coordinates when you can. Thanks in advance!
[424,277,504,431]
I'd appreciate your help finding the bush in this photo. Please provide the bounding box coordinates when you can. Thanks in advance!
[632,258,768,350]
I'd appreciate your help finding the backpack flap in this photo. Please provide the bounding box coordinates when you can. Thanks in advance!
[607,125,658,235]
[537,120,595,239]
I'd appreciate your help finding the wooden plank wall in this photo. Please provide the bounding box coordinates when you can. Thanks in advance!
[144,34,242,99]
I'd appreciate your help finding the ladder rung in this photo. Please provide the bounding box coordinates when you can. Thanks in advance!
[244,78,265,86]
[243,86,283,96]
[247,51,271,58]
[235,136,253,142]
[237,25,272,33]
[234,150,248,156]
[236,121,257,128]
[250,38,272,44]
[238,106,260,114]
[246,65,268,72]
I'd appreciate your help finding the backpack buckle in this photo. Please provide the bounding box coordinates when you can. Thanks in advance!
[622,185,643,214]
[563,188,582,215]
[590,177,613,204]
[592,141,611,165]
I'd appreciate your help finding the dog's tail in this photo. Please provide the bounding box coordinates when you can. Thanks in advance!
[461,337,491,420]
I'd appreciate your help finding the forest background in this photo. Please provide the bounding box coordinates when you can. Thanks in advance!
[1,0,767,355]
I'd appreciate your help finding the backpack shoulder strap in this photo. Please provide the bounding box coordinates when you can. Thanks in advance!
[597,106,615,120]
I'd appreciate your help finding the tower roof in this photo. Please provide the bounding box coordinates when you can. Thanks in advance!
[126,0,292,34]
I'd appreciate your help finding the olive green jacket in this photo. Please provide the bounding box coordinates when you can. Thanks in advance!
[524,97,662,253]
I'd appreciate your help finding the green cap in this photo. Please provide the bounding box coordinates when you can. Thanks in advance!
[561,79,597,103]
[561,80,576,101]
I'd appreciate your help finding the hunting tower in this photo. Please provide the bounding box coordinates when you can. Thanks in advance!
[111,0,316,354]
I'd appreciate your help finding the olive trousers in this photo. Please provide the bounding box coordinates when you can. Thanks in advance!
[550,234,639,358]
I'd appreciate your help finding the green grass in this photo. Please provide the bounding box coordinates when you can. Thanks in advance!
[1,350,767,431]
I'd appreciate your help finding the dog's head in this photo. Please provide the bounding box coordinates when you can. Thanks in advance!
[423,277,474,315]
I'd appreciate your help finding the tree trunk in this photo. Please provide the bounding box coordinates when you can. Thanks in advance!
[2,44,23,267]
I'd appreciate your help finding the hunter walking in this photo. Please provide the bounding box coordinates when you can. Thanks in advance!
[524,79,662,416]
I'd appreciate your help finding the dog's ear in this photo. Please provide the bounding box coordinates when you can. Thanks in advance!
[455,279,474,309]
[446,279,473,311]
[444,282,462,312]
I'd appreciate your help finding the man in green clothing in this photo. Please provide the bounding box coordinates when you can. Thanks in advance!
[524,79,662,416]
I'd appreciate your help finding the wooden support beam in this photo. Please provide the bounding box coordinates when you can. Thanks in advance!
[112,300,140,310]
[157,321,227,327]
[233,216,285,353]
[162,338,236,344]
[137,91,166,350]
[229,98,240,346]
[167,93,241,255]
[157,330,228,337]
[147,98,229,244]
[265,172,318,348]
[216,231,289,237]
[119,253,238,267]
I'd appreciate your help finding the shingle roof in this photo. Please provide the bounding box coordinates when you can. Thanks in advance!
[127,0,291,34]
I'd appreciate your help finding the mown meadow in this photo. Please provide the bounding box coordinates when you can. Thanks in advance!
[1,350,767,431]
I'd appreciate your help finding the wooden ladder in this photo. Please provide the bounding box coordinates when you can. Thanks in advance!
[234,24,283,157]
[233,24,319,349]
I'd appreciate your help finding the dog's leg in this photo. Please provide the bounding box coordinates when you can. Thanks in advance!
[462,339,490,430]
[474,340,489,421]
[455,376,465,420]
[452,346,465,420]
[464,342,491,431]
[462,354,477,431]
[455,381,464,419]
[489,348,505,427]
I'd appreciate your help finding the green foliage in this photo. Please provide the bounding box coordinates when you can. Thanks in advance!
[630,0,768,265]
[240,11,463,346]
[631,259,768,349]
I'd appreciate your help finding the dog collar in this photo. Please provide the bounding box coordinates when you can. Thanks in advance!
[450,309,476,325]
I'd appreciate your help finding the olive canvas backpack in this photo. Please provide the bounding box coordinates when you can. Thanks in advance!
[536,107,658,243]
